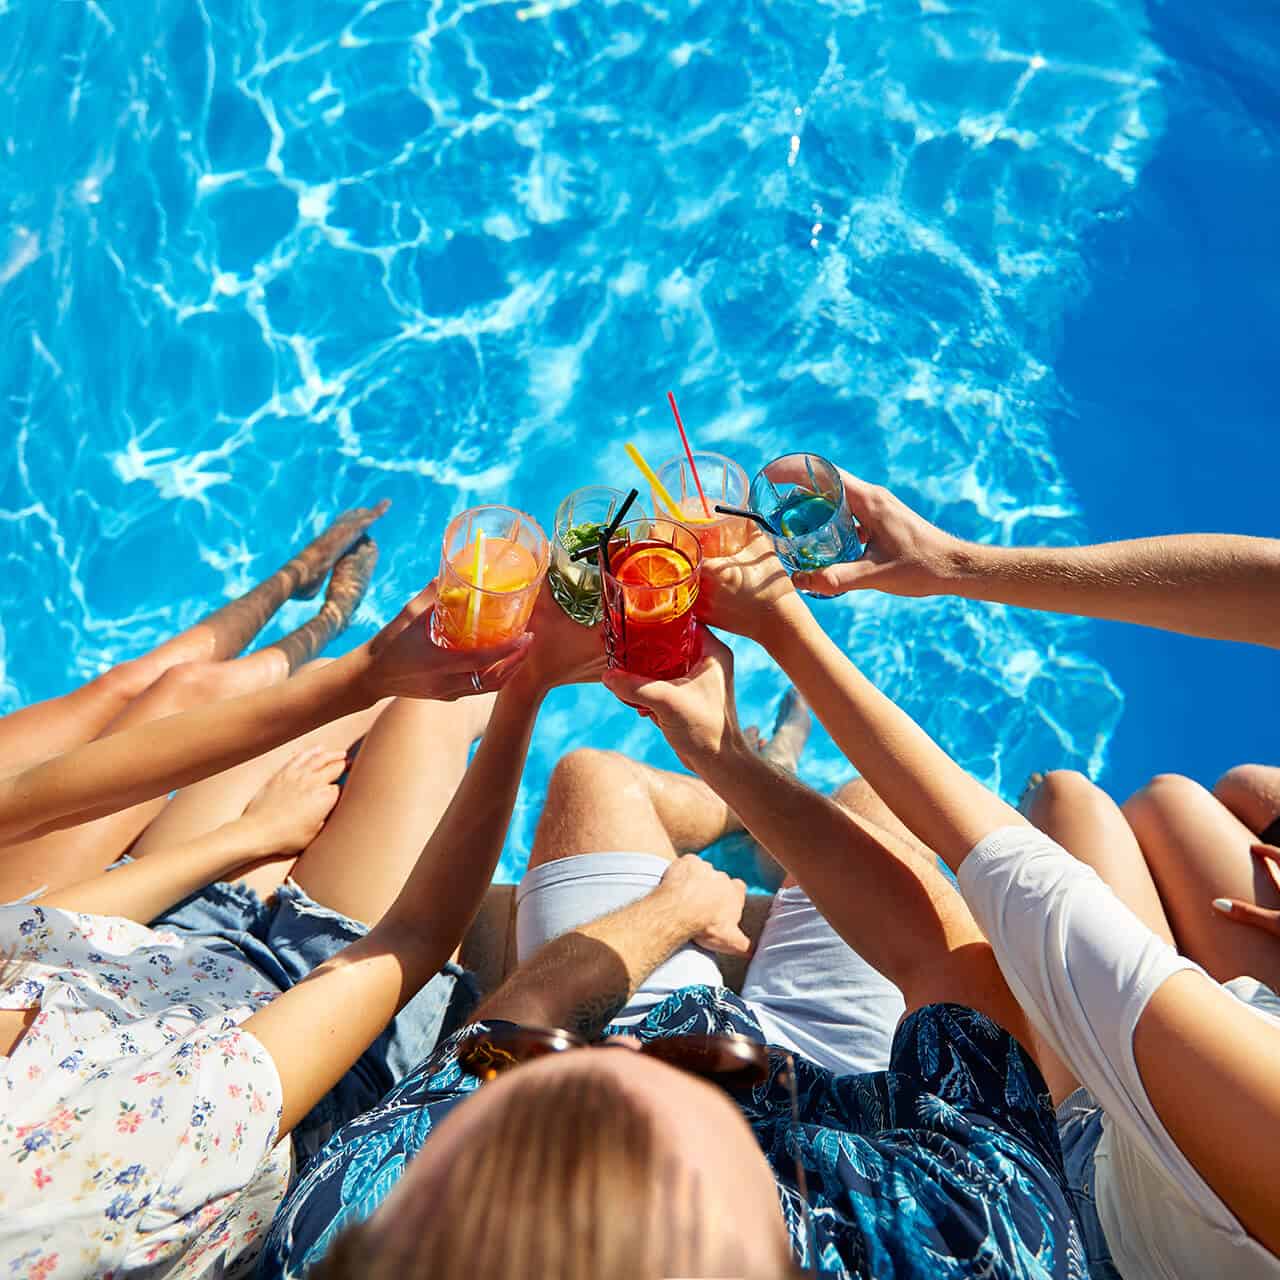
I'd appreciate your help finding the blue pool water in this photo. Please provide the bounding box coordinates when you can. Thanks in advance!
[1,1,1275,881]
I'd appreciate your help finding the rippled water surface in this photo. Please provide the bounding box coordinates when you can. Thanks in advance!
[2,0,1252,878]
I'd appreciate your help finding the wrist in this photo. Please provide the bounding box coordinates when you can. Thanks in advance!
[753,591,809,652]
[502,662,553,705]
[642,884,713,946]
[225,814,288,859]
[340,642,384,710]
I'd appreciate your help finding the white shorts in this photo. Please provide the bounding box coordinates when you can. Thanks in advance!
[515,851,906,1075]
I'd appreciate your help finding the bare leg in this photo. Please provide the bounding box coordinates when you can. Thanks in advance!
[529,748,744,869]
[286,693,497,925]
[130,693,391,902]
[1019,770,1176,1102]
[1212,764,1280,835]
[1124,773,1280,989]
[0,503,387,775]
[0,650,292,901]
[269,538,378,674]
[0,540,381,900]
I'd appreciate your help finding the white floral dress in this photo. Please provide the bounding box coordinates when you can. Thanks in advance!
[0,903,292,1279]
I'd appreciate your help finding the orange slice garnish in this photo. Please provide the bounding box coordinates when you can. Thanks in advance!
[616,545,695,621]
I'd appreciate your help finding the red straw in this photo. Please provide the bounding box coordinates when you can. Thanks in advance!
[667,390,711,518]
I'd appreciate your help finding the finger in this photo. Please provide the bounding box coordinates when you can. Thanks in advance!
[311,753,348,783]
[835,469,881,516]
[696,627,733,669]
[696,925,753,957]
[792,559,880,596]
[398,582,439,623]
[1249,842,1280,897]
[440,631,533,675]
[276,746,329,777]
[601,668,671,714]
[1212,897,1280,936]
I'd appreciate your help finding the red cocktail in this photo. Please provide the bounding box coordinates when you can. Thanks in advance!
[601,520,702,679]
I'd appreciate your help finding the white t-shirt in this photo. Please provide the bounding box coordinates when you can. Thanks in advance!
[958,825,1280,1280]
[0,902,291,1278]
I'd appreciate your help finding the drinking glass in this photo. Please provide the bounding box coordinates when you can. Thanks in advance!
[654,452,753,558]
[600,518,702,679]
[748,453,862,573]
[548,486,630,626]
[430,505,549,651]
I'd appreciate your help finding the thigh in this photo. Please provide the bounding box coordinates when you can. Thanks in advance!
[1125,774,1280,988]
[514,852,723,1024]
[132,701,383,857]
[740,885,905,1075]
[1024,771,1175,945]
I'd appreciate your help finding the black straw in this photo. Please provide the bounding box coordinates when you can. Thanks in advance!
[571,487,639,565]
[715,503,780,536]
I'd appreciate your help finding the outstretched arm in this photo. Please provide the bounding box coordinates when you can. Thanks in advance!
[0,586,529,847]
[605,635,1030,1041]
[792,473,1280,649]
[241,588,605,1137]
[33,749,345,924]
[474,856,749,1039]
[705,545,1280,1257]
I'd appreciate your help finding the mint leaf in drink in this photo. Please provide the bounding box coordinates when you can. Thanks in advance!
[562,520,606,560]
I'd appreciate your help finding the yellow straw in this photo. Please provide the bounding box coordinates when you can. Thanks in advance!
[465,528,485,637]
[625,442,697,522]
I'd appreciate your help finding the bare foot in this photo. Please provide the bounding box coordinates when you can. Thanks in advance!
[287,500,391,600]
[1018,771,1047,815]
[748,688,812,888]
[323,536,379,618]
[758,688,812,773]
[269,538,380,673]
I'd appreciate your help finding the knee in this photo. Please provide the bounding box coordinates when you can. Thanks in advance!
[831,776,878,817]
[94,657,158,707]
[1021,769,1105,824]
[1212,764,1276,829]
[1213,762,1264,803]
[547,748,633,798]
[147,660,229,709]
[1123,772,1209,831]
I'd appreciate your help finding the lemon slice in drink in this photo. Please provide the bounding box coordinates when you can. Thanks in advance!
[616,545,694,621]
[458,538,539,591]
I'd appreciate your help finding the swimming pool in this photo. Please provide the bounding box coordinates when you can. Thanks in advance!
[1,0,1275,881]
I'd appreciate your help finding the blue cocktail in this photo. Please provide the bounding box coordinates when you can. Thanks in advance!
[749,453,862,574]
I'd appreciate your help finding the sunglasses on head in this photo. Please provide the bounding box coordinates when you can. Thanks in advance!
[456,1024,821,1275]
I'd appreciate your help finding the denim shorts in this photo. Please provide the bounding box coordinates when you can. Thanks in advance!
[1056,1088,1123,1280]
[154,876,478,1167]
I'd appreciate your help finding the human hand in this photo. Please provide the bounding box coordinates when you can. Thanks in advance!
[241,747,346,856]
[516,584,608,693]
[791,471,963,598]
[358,583,533,702]
[655,853,751,956]
[602,629,744,771]
[697,533,803,645]
[1211,842,1280,939]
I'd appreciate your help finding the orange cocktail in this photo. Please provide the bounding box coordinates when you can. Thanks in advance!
[431,506,549,651]
[601,519,702,679]
[654,451,752,558]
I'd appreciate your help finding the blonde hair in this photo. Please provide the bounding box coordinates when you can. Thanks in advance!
[311,1063,800,1280]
